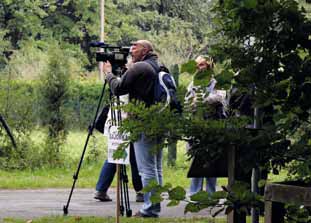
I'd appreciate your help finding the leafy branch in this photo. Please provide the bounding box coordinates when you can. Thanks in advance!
[143,180,263,217]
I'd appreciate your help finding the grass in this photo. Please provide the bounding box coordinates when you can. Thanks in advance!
[0,129,286,190]
[0,163,101,188]
[0,130,229,189]
[2,216,264,223]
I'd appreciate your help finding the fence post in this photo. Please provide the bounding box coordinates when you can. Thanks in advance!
[227,145,235,223]
[227,145,247,223]
[167,64,179,167]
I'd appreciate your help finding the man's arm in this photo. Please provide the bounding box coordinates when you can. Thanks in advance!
[103,61,139,96]
[105,73,130,96]
[102,61,129,96]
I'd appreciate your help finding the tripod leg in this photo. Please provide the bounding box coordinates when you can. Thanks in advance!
[63,132,93,215]
[63,81,107,215]
[116,164,121,222]
[120,164,125,216]
[120,165,126,216]
[0,115,16,148]
[121,165,132,217]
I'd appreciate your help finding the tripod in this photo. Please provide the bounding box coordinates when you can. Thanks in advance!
[119,164,132,217]
[63,81,107,215]
[63,81,132,217]
[111,95,132,217]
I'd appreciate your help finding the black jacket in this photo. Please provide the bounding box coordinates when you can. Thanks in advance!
[106,53,158,106]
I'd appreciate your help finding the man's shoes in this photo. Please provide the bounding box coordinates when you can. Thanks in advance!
[135,192,144,202]
[94,191,112,202]
[133,211,158,218]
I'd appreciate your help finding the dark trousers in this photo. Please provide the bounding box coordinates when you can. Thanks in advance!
[96,143,143,193]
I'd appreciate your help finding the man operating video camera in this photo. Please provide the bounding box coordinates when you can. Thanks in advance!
[102,40,163,218]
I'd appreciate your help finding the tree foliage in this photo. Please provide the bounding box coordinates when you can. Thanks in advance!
[39,45,70,166]
[210,0,311,178]
[0,0,213,69]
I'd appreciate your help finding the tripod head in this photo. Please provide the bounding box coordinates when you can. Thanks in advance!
[0,114,17,148]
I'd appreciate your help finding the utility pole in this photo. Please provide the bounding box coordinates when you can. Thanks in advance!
[99,0,105,81]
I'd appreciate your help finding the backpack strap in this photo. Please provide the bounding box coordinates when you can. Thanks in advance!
[144,59,160,74]
[160,72,171,108]
[143,59,161,104]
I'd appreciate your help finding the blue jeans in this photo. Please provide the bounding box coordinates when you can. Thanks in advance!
[189,177,217,196]
[134,134,163,217]
[96,143,142,193]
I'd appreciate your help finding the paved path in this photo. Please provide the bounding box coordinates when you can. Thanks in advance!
[0,188,223,220]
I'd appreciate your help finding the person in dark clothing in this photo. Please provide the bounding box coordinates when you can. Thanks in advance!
[94,47,144,203]
[102,40,163,218]
[94,143,144,202]
[105,42,157,106]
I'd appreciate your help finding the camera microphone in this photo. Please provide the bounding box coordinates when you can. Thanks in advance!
[90,41,108,48]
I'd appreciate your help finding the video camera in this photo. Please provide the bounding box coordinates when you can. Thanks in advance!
[90,42,130,75]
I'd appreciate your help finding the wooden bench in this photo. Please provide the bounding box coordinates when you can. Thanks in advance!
[264,182,311,223]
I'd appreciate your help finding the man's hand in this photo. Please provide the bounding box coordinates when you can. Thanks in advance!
[102,61,112,76]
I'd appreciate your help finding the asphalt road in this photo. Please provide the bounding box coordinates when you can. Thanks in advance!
[0,188,224,221]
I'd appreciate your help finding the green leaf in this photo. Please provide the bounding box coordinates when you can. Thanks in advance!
[142,179,159,193]
[190,191,211,202]
[150,192,163,203]
[211,191,227,199]
[168,186,186,200]
[112,146,128,160]
[243,0,257,9]
[162,183,172,191]
[230,181,250,197]
[167,200,180,207]
[180,60,197,75]
[215,69,234,89]
[193,70,213,86]
[184,202,201,213]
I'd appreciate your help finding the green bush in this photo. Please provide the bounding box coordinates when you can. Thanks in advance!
[0,78,109,169]
[66,80,110,129]
[0,79,40,169]
[0,79,109,128]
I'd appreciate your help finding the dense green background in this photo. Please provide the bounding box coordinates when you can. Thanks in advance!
[0,0,218,169]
